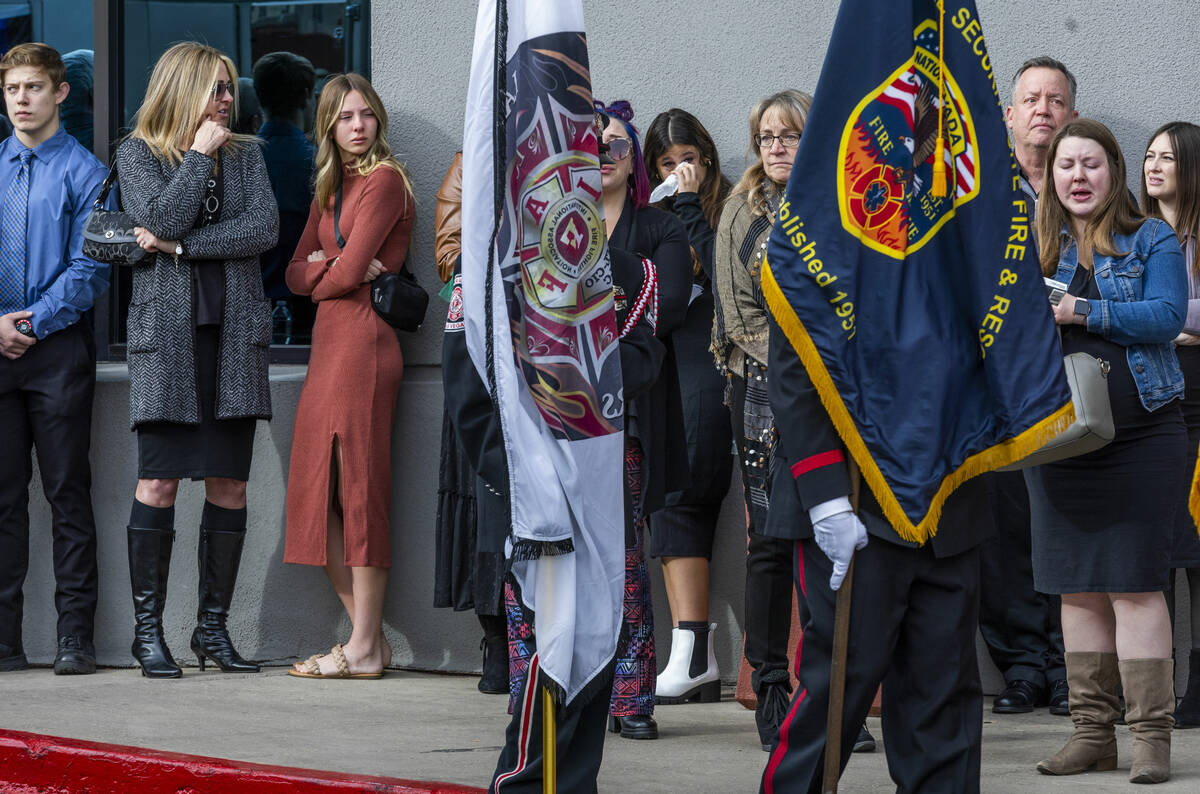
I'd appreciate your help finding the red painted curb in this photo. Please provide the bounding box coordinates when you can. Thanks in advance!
[0,729,487,794]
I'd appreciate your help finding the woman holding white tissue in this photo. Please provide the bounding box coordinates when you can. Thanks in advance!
[641,109,734,707]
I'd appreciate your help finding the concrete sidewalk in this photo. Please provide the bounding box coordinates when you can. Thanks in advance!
[1,664,1198,792]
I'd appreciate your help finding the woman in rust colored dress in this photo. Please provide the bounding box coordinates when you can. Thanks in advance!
[283,73,414,679]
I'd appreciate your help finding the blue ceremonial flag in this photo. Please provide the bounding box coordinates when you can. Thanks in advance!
[763,0,1073,543]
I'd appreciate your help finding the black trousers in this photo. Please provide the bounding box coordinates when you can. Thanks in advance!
[761,538,982,794]
[0,323,99,647]
[978,471,1064,690]
[490,648,613,793]
[729,373,794,691]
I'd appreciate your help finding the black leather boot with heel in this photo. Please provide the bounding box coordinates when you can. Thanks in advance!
[190,525,259,673]
[128,525,182,678]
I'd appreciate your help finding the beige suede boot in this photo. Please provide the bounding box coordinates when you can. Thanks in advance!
[1036,652,1121,775]
[1120,657,1175,784]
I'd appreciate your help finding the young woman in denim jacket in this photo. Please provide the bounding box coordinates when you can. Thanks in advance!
[1143,121,1200,730]
[1030,119,1187,784]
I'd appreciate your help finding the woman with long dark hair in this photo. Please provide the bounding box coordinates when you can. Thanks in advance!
[641,108,733,704]
[117,42,278,678]
[1143,120,1200,729]
[1032,119,1187,784]
[283,73,414,679]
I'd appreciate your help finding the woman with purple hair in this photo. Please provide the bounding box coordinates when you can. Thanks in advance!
[595,98,693,739]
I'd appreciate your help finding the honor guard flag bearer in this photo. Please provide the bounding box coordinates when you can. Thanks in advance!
[461,0,625,715]
[763,0,1073,542]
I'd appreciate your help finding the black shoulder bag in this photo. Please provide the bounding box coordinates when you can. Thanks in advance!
[335,181,428,333]
[81,161,152,266]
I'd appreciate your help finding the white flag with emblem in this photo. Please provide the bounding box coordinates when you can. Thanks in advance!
[461,0,625,705]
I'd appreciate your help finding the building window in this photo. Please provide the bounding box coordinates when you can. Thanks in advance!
[97,0,371,362]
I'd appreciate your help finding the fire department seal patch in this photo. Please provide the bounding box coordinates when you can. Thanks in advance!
[837,19,980,259]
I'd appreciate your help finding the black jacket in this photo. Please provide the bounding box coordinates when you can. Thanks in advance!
[441,250,665,548]
[762,315,993,558]
[608,196,694,513]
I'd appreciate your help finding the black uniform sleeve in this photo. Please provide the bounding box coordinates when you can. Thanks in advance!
[767,314,851,510]
[671,192,716,281]
[441,260,508,494]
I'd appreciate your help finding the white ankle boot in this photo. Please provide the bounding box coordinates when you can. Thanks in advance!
[655,622,720,703]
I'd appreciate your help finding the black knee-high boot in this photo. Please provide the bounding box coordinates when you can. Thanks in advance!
[128,501,180,678]
[190,502,258,673]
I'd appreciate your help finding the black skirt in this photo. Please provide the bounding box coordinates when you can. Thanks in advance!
[1172,345,1200,568]
[432,411,507,616]
[1028,327,1187,593]
[647,292,733,559]
[137,325,256,481]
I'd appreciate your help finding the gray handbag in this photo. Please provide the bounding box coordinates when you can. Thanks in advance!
[998,352,1114,471]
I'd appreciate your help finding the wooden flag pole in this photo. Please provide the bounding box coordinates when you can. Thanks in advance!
[542,686,557,794]
[821,460,861,794]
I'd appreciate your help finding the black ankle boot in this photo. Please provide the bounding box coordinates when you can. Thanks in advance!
[478,614,508,694]
[755,676,793,751]
[127,526,181,678]
[190,527,259,673]
[1175,649,1200,728]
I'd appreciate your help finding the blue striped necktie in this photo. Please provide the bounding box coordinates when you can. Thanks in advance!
[0,148,33,315]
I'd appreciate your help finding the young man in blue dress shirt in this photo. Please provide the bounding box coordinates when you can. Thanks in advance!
[0,42,109,675]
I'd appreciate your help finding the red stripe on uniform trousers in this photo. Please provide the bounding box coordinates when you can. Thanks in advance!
[493,653,541,791]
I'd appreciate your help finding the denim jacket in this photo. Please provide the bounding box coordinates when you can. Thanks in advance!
[1051,218,1186,411]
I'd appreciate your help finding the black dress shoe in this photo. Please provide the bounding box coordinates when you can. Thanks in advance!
[0,641,28,671]
[607,714,658,739]
[1048,679,1070,716]
[853,722,876,752]
[54,635,96,675]
[993,679,1042,713]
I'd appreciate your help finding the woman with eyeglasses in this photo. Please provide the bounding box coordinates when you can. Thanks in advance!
[640,109,733,705]
[116,42,279,678]
[1142,121,1200,730]
[712,89,819,752]
[282,73,414,680]
[594,99,692,739]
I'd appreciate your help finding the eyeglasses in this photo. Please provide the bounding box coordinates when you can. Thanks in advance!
[210,81,235,100]
[754,132,801,149]
[606,137,632,161]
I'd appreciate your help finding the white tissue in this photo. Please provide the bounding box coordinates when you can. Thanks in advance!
[649,172,679,203]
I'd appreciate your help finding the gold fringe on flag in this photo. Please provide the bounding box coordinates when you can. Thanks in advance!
[761,260,1076,545]
[1189,453,1200,537]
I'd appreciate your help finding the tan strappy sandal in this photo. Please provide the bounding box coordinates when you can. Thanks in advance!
[287,644,384,679]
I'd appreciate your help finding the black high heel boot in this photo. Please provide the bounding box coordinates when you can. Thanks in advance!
[127,526,182,678]
[190,527,259,672]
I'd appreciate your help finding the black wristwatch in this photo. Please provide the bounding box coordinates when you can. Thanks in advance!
[1073,298,1091,319]
[14,318,35,338]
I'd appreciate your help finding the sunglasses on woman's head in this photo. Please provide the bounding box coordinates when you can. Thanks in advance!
[606,137,632,162]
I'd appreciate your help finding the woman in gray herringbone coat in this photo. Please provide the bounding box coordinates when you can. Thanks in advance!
[116,42,278,679]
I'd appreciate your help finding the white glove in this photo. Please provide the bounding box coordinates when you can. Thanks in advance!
[808,496,868,590]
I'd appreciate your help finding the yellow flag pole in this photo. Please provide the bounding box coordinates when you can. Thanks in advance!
[542,686,557,794]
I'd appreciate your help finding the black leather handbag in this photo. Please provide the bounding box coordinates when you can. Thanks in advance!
[334,182,428,332]
[81,162,151,267]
